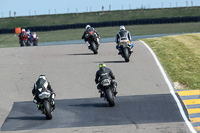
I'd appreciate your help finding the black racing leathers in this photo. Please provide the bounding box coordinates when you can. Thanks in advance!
[95,67,115,84]
[82,27,99,42]
[95,67,117,94]
[115,29,132,44]
[32,78,54,103]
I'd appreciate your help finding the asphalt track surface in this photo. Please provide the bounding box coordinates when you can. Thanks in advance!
[0,41,195,133]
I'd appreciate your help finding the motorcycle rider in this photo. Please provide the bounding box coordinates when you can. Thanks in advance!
[95,63,118,98]
[32,32,38,39]
[32,75,55,110]
[26,29,30,35]
[115,25,133,54]
[26,29,33,41]
[18,29,27,43]
[81,25,100,48]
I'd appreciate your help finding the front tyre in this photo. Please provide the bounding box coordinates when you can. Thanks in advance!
[20,41,25,47]
[43,100,52,120]
[90,41,98,54]
[33,42,38,46]
[105,89,115,107]
[26,40,31,46]
[122,47,130,62]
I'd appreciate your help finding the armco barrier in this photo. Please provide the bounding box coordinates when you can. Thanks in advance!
[0,16,200,34]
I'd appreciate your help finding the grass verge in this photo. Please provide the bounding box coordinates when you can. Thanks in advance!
[1,7,200,29]
[141,33,200,90]
[1,22,200,48]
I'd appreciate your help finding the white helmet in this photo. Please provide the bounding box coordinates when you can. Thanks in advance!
[86,25,91,30]
[120,25,125,30]
[39,75,47,80]
[22,29,26,32]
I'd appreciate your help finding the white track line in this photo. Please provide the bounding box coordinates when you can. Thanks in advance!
[140,40,196,133]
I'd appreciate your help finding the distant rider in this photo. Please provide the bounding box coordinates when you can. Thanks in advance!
[18,29,27,43]
[32,32,39,41]
[32,32,38,39]
[115,25,133,54]
[95,64,117,97]
[26,29,33,41]
[81,25,100,48]
[32,75,55,110]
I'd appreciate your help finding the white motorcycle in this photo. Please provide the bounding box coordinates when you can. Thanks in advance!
[118,38,133,62]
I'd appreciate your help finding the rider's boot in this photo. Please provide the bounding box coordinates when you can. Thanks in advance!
[112,83,118,96]
[37,104,41,110]
[98,89,104,98]
[118,49,122,55]
[51,100,55,111]
[130,43,134,53]
[86,41,90,49]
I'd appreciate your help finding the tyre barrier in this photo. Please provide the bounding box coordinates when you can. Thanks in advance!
[0,16,200,34]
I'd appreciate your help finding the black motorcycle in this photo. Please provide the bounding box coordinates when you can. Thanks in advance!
[85,29,99,54]
[119,38,133,62]
[26,34,33,46]
[37,88,55,120]
[99,78,115,107]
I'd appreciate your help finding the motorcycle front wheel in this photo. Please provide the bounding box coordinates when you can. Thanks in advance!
[26,40,31,46]
[90,41,98,54]
[20,41,25,47]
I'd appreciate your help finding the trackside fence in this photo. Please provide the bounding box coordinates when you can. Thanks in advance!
[1,16,200,34]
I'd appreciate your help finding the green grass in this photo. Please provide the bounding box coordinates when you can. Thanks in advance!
[1,22,200,48]
[141,33,200,90]
[0,7,200,29]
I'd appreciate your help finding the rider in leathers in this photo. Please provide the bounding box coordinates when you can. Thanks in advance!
[18,29,28,44]
[82,25,100,48]
[115,25,133,54]
[32,75,55,110]
[95,64,117,97]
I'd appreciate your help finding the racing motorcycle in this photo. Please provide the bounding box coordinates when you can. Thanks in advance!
[26,34,33,46]
[37,88,55,120]
[85,29,99,54]
[19,32,28,47]
[118,38,133,62]
[32,34,38,46]
[99,78,116,107]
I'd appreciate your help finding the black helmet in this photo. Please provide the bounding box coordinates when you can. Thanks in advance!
[38,75,47,80]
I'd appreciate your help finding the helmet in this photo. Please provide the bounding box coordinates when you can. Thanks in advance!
[120,25,125,30]
[39,75,47,80]
[27,31,30,34]
[22,29,26,32]
[86,25,91,30]
[99,63,106,69]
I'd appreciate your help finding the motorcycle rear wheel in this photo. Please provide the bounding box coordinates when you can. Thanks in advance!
[122,47,130,62]
[43,100,52,120]
[105,89,115,107]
